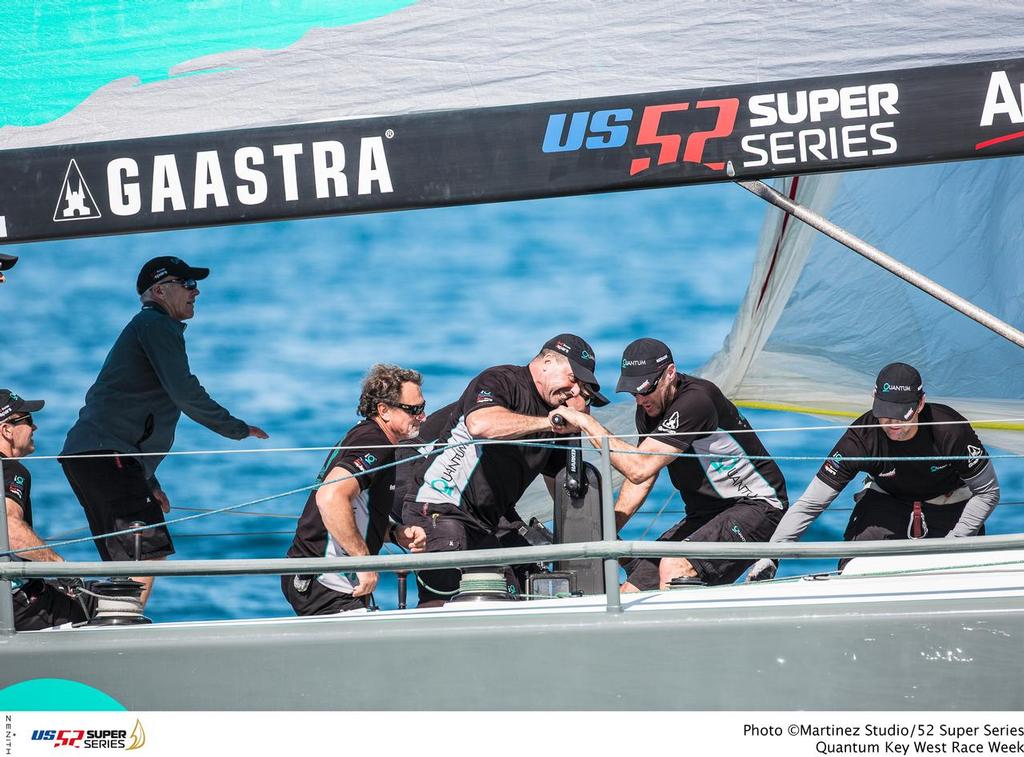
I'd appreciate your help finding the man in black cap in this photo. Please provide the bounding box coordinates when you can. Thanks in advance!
[60,256,268,606]
[1,390,92,629]
[0,253,18,284]
[748,362,1000,580]
[553,337,788,590]
[402,333,608,603]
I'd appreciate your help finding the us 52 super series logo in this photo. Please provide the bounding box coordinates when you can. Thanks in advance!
[541,81,900,174]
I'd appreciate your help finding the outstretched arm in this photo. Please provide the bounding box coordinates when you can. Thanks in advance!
[550,407,678,483]
[466,406,563,440]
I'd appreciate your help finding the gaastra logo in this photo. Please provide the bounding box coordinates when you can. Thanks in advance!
[63,136,394,221]
[657,411,680,433]
[967,444,984,468]
[53,159,102,222]
[554,341,570,354]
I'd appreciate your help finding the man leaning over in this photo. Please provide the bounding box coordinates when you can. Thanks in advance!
[553,338,788,590]
[748,362,1000,581]
[402,334,608,603]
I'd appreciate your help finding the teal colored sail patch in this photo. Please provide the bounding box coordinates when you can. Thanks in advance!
[0,1,415,128]
[0,678,126,711]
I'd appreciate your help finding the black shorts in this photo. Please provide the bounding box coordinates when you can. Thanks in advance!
[840,489,978,569]
[280,574,368,616]
[626,498,784,589]
[401,500,528,605]
[60,451,174,562]
[13,580,92,631]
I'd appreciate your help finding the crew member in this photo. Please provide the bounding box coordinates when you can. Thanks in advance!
[60,256,268,606]
[553,338,788,589]
[1,390,91,630]
[283,364,428,615]
[402,334,608,602]
[748,362,1000,580]
[0,253,18,284]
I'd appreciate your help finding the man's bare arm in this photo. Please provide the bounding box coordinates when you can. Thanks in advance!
[7,499,62,562]
[315,467,377,597]
[614,475,658,532]
[466,406,560,440]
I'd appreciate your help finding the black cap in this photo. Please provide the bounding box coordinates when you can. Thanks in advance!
[872,362,924,421]
[0,390,44,422]
[0,254,18,271]
[136,256,210,294]
[616,338,673,394]
[542,333,609,406]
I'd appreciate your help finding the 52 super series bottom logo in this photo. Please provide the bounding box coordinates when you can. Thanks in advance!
[31,720,146,750]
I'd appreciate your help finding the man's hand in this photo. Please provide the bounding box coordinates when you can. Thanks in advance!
[152,487,171,513]
[396,525,427,552]
[549,407,584,434]
[352,571,379,597]
[247,425,270,439]
[746,558,778,582]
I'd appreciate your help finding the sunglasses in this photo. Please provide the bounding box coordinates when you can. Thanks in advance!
[632,371,665,397]
[6,413,33,426]
[391,401,426,416]
[158,278,199,291]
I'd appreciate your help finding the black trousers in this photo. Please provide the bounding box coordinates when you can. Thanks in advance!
[13,580,92,631]
[839,489,977,570]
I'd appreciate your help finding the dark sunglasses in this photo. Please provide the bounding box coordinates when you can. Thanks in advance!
[6,413,34,426]
[579,384,597,407]
[391,401,426,416]
[632,370,665,397]
[159,278,199,291]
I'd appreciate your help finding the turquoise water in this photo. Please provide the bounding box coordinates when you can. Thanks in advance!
[2,184,1022,621]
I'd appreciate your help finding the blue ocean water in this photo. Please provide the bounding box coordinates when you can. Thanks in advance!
[3,184,1022,621]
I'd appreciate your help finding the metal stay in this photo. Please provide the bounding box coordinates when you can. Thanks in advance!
[736,177,1024,350]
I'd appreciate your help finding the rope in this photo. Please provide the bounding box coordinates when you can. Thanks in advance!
[5,413,1024,465]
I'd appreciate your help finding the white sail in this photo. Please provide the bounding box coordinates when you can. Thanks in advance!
[702,160,1024,453]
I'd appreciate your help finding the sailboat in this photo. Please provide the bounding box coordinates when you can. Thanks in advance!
[2,1,1024,709]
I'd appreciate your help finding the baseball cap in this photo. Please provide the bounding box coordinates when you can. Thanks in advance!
[0,390,44,422]
[136,256,210,294]
[542,333,609,407]
[0,254,19,271]
[872,362,924,421]
[616,338,673,394]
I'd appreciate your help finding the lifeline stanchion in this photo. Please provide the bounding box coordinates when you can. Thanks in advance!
[0,457,14,635]
[600,435,621,614]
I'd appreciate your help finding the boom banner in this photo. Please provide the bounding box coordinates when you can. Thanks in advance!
[2,57,1024,245]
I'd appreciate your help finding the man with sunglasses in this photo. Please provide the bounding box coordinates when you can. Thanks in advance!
[60,256,268,606]
[283,364,428,615]
[552,338,788,590]
[1,390,92,629]
[402,333,609,603]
